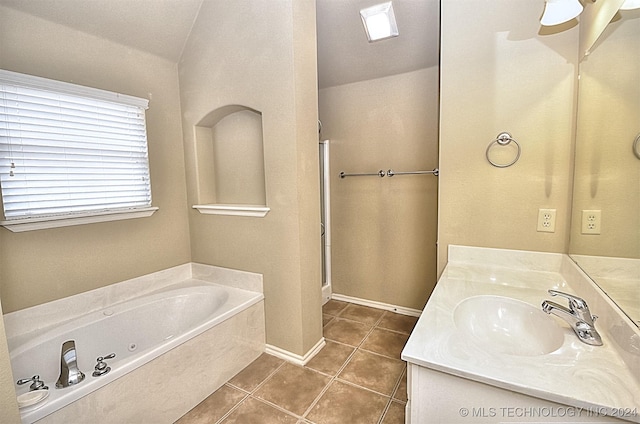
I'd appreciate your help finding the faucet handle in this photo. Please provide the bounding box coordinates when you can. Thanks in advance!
[93,353,116,377]
[548,290,588,310]
[17,375,48,391]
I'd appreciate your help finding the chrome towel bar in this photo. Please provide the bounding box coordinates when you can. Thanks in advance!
[339,168,439,178]
[339,170,386,178]
[387,168,439,177]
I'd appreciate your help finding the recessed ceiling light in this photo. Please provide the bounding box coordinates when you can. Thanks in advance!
[360,2,399,42]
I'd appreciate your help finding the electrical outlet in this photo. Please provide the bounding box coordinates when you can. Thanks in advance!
[537,208,556,233]
[581,210,601,234]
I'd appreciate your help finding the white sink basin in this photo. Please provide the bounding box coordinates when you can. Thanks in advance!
[453,295,565,356]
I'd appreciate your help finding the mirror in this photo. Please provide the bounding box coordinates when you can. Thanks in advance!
[569,7,640,326]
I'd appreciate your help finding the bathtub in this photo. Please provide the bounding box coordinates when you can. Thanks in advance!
[4,264,265,423]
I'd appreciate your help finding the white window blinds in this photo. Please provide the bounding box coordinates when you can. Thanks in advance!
[0,70,152,220]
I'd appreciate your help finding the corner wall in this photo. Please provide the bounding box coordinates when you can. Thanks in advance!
[319,68,440,310]
[438,0,579,274]
[178,0,322,357]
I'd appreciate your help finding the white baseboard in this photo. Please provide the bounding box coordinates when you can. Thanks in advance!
[265,337,326,366]
[331,293,422,317]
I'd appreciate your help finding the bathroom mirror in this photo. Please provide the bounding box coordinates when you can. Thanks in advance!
[569,7,640,326]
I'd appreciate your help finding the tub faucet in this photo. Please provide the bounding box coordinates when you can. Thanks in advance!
[56,340,85,388]
[541,290,603,346]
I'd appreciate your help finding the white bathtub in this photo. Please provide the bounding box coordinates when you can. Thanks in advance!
[4,264,265,423]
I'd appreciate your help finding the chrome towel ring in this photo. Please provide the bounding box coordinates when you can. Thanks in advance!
[486,132,521,168]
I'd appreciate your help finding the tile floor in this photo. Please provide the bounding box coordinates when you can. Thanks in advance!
[176,300,418,424]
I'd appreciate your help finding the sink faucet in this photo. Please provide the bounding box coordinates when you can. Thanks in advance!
[56,340,85,388]
[541,290,603,346]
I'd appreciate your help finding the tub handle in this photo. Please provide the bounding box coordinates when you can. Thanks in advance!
[17,375,48,391]
[92,353,116,377]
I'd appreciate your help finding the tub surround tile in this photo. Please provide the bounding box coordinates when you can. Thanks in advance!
[253,362,330,416]
[3,263,192,339]
[306,380,389,424]
[191,262,263,293]
[4,262,263,341]
[323,317,373,347]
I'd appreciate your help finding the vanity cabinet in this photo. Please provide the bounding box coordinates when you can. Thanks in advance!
[406,364,625,424]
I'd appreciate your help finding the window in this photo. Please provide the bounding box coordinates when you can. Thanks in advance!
[0,70,157,232]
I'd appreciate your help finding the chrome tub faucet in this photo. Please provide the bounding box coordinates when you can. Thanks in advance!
[541,290,603,346]
[56,340,85,388]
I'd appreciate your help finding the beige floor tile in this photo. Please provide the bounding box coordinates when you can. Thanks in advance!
[322,300,348,316]
[338,350,405,396]
[254,362,330,416]
[176,384,246,424]
[306,380,388,424]
[378,312,418,334]
[227,353,284,392]
[221,397,298,424]
[305,340,354,376]
[360,327,409,359]
[322,314,334,327]
[338,304,384,325]
[393,369,407,402]
[323,317,371,346]
[381,401,406,424]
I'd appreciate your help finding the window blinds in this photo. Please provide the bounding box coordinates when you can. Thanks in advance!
[0,70,151,220]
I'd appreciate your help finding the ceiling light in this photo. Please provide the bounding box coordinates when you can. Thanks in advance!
[360,2,399,42]
[540,0,584,26]
[620,0,640,10]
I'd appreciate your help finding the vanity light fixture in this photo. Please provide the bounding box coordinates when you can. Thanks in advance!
[540,0,584,26]
[360,1,399,42]
[620,0,640,10]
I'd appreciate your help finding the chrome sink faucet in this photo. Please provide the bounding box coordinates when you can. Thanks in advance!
[541,290,603,346]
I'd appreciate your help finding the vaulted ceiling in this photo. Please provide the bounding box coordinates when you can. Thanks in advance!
[0,0,440,89]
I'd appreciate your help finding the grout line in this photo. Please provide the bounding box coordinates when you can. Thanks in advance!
[213,390,250,424]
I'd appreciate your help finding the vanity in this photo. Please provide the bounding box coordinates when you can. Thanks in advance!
[402,245,640,424]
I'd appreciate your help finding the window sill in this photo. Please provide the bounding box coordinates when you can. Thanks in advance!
[0,207,159,233]
[193,204,270,218]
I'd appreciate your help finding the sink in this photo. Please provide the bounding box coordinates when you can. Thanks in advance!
[453,295,565,356]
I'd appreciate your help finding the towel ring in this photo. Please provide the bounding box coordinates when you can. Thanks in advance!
[633,133,640,160]
[486,132,521,168]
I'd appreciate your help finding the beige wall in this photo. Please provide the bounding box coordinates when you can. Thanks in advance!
[179,0,322,356]
[0,6,192,313]
[438,0,579,274]
[319,68,439,310]
[0,300,19,424]
[570,10,640,258]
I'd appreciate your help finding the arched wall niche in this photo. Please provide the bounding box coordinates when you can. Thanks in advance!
[193,105,269,217]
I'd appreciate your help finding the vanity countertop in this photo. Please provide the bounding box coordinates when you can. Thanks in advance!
[402,246,640,423]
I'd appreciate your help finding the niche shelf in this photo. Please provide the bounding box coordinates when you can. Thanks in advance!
[192,105,269,218]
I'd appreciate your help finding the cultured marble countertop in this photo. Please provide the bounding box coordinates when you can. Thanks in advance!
[402,246,640,423]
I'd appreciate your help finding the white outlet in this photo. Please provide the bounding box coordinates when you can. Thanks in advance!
[581,210,601,235]
[537,208,556,233]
